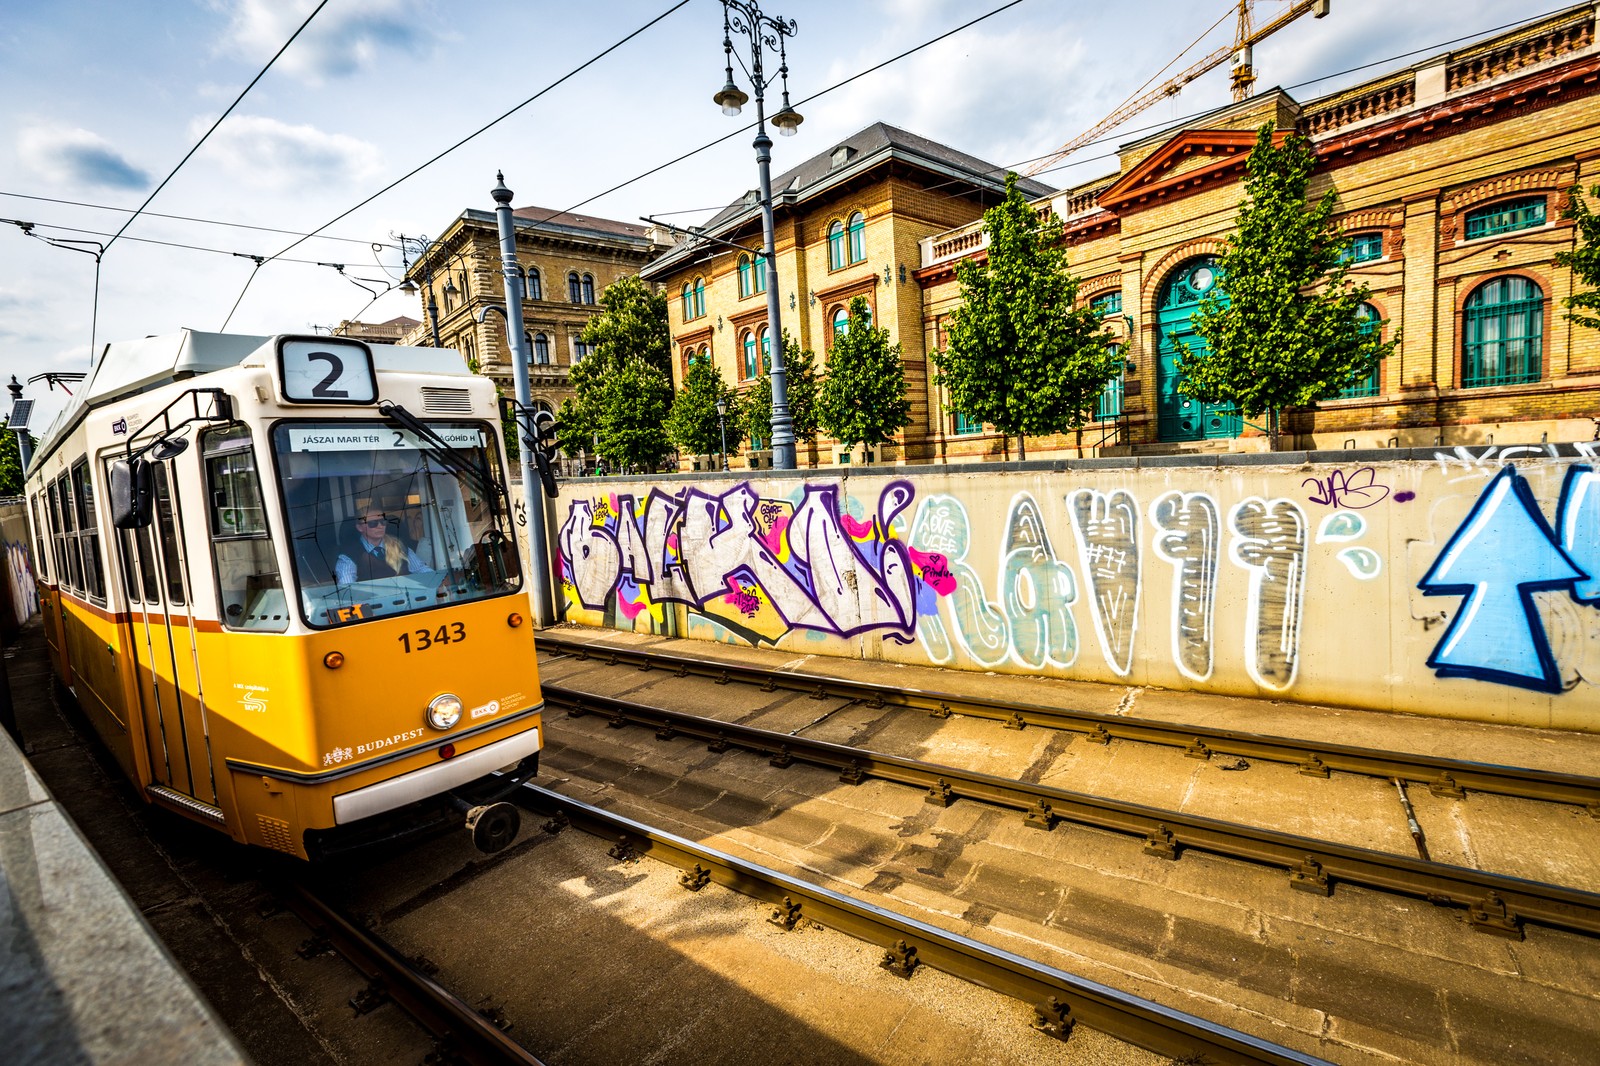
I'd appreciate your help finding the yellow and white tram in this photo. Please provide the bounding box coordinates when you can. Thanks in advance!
[25,330,543,859]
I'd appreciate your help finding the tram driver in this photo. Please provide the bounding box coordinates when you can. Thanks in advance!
[335,503,434,585]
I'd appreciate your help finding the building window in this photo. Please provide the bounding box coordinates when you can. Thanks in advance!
[1464,197,1547,240]
[582,273,595,304]
[533,333,550,365]
[738,255,752,298]
[952,411,982,435]
[526,267,542,301]
[752,254,766,295]
[568,272,582,302]
[1096,346,1125,420]
[573,338,590,364]
[681,283,692,320]
[742,331,758,380]
[693,276,706,319]
[828,220,846,270]
[1343,232,1383,263]
[1090,291,1122,315]
[831,305,849,343]
[1463,277,1543,388]
[1336,304,1382,398]
[847,211,865,264]
[760,327,771,372]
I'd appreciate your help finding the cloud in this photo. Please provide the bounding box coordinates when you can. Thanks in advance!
[200,114,383,191]
[17,125,151,190]
[212,0,430,84]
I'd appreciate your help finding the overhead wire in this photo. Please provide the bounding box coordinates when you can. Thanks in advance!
[0,189,381,248]
[104,0,331,254]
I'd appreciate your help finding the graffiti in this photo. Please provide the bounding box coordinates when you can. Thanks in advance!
[1557,465,1600,604]
[559,481,924,645]
[1150,492,1219,681]
[1068,489,1139,675]
[1420,466,1586,692]
[1229,498,1308,691]
[1001,494,1078,670]
[1394,491,1416,503]
[1303,467,1390,508]
[910,494,1008,666]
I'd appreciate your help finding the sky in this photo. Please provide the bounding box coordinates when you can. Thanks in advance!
[0,0,1552,432]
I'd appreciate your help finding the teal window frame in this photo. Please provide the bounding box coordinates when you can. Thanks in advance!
[1464,197,1547,240]
[681,283,692,320]
[692,277,706,319]
[828,220,846,270]
[1342,232,1383,263]
[952,411,982,435]
[1462,276,1544,388]
[738,256,752,298]
[742,331,758,379]
[847,212,865,264]
[1336,304,1382,398]
[1091,291,1122,316]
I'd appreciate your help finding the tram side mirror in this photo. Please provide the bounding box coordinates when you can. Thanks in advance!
[110,458,154,529]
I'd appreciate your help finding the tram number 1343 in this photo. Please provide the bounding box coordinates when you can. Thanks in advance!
[398,622,468,653]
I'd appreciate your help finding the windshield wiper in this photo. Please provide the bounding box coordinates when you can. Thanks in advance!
[377,401,508,526]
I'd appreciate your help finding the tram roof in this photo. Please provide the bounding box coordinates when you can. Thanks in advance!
[32,329,472,468]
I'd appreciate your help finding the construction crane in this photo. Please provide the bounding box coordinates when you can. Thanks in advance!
[1022,0,1330,176]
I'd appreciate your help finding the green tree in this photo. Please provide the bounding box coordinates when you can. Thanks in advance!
[1556,183,1600,329]
[744,329,820,450]
[815,296,911,455]
[0,422,27,496]
[665,359,744,467]
[933,173,1118,460]
[562,274,672,464]
[1177,123,1398,447]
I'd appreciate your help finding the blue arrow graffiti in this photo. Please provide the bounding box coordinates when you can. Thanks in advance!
[1418,466,1587,693]
[1556,465,1600,604]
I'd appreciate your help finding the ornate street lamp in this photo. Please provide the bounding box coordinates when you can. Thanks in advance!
[715,396,729,471]
[713,0,802,469]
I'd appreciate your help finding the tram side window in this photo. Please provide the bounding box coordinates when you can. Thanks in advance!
[203,427,286,632]
[55,473,85,594]
[71,459,106,603]
[152,464,187,606]
[28,494,48,583]
[46,480,68,587]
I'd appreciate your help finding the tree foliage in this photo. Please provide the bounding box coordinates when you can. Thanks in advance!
[562,274,672,464]
[743,329,820,447]
[815,297,911,451]
[0,423,28,497]
[1556,183,1600,330]
[665,359,744,463]
[933,173,1119,457]
[1177,123,1397,441]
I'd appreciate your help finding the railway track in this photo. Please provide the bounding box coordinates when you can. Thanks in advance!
[536,633,1600,813]
[510,782,1332,1066]
[279,882,546,1066]
[538,680,1600,940]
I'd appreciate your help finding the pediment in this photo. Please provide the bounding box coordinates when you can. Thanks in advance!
[1099,129,1285,212]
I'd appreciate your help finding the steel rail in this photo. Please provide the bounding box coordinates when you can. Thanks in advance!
[536,633,1600,812]
[280,882,547,1066]
[541,682,1600,940]
[512,782,1331,1066]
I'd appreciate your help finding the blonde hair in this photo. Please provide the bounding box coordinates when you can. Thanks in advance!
[358,502,408,573]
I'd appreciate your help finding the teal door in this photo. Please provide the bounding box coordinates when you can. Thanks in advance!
[1157,257,1240,441]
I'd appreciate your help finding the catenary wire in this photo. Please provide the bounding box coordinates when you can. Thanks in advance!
[104,1,330,254]
[0,190,382,248]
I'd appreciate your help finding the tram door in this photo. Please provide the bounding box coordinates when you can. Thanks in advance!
[117,461,217,809]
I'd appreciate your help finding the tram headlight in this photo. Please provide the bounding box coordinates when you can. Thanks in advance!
[426,693,464,731]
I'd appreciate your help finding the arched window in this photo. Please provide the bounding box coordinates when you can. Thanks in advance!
[831,305,850,342]
[698,344,709,367]
[568,272,582,302]
[572,337,590,363]
[681,283,692,319]
[1090,291,1122,316]
[738,255,752,298]
[1342,233,1383,264]
[828,220,846,270]
[759,326,771,372]
[526,267,542,301]
[847,211,865,264]
[693,276,706,318]
[1465,197,1547,240]
[1463,277,1543,387]
[1096,345,1124,421]
[751,253,767,295]
[533,332,550,366]
[582,273,595,304]
[1336,304,1381,398]
[742,330,758,379]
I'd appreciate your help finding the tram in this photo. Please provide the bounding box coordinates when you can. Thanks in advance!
[24,330,544,859]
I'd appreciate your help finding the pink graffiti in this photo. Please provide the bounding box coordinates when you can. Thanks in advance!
[908,547,957,596]
[722,575,763,618]
[840,513,875,540]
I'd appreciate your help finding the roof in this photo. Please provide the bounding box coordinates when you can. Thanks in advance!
[510,206,649,240]
[642,122,1052,278]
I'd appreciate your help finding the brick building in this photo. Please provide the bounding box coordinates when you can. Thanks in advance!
[639,123,1049,466]
[402,206,671,421]
[919,3,1600,459]
[330,315,419,345]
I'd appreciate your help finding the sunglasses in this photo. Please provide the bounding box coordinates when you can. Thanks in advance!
[359,516,389,527]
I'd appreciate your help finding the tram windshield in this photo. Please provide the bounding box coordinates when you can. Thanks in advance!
[272,420,521,628]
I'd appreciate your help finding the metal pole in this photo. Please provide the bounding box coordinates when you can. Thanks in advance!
[754,107,795,470]
[718,408,729,470]
[7,377,31,474]
[491,173,553,627]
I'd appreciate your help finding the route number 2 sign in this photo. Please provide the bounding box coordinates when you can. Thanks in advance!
[277,337,377,405]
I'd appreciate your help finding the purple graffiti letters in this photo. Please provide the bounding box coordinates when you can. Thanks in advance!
[1303,467,1390,509]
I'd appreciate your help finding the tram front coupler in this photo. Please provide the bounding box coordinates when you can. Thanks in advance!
[446,789,523,854]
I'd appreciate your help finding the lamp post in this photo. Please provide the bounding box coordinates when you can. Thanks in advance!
[713,0,802,470]
[715,397,729,471]
[397,234,466,347]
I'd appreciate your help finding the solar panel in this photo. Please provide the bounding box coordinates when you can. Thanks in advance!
[7,399,33,431]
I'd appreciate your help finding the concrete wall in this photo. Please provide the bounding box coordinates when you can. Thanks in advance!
[0,499,38,636]
[553,446,1600,734]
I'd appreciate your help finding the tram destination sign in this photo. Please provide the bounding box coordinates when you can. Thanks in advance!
[284,426,485,453]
